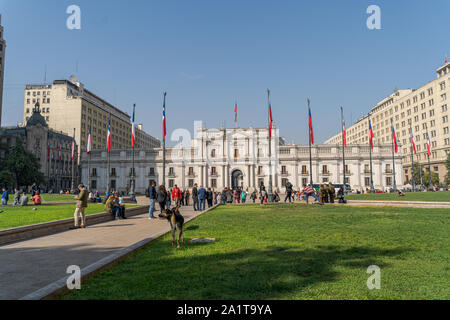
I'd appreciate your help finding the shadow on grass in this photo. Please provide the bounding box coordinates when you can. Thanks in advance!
[67,243,412,300]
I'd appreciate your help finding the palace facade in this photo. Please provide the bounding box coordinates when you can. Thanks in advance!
[81,126,403,194]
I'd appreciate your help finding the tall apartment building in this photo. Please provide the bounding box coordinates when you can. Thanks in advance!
[0,15,6,126]
[23,76,160,160]
[325,61,450,184]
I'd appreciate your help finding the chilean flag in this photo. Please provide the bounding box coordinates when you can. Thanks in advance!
[234,103,238,123]
[58,140,62,160]
[107,120,111,153]
[342,120,347,148]
[71,136,75,161]
[269,103,273,139]
[308,99,314,145]
[426,132,431,156]
[369,119,374,149]
[86,127,91,155]
[162,101,167,141]
[392,125,398,153]
[131,107,136,148]
[410,132,417,155]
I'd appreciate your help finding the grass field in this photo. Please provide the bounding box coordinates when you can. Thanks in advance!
[346,191,450,202]
[64,203,450,300]
[0,204,138,230]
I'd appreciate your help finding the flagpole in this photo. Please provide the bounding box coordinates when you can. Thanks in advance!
[267,89,273,203]
[308,99,313,186]
[88,123,91,191]
[107,113,111,195]
[71,128,75,192]
[340,106,346,193]
[391,119,397,192]
[427,128,432,190]
[47,133,50,192]
[369,115,375,194]
[409,124,416,192]
[163,92,167,187]
[131,103,136,197]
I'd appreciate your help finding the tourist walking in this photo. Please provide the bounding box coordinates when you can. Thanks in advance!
[241,190,247,203]
[13,188,20,206]
[284,179,293,203]
[172,185,181,206]
[251,190,257,203]
[192,184,199,211]
[72,184,88,229]
[1,188,8,206]
[148,181,157,219]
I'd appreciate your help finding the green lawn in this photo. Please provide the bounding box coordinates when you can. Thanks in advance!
[0,204,138,230]
[64,203,449,300]
[346,191,450,202]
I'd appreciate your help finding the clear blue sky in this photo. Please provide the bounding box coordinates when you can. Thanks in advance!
[1,0,449,145]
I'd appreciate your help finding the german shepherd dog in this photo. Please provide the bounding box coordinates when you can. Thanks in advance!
[161,206,185,248]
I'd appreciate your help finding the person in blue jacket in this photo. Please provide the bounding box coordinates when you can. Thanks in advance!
[198,186,207,211]
[1,188,9,206]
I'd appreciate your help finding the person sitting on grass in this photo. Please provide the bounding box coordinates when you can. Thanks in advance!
[398,190,405,197]
[20,192,29,206]
[32,192,42,205]
[337,187,347,204]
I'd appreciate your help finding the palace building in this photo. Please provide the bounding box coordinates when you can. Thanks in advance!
[81,125,403,194]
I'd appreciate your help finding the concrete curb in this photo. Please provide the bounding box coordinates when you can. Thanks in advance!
[0,205,149,246]
[19,204,219,300]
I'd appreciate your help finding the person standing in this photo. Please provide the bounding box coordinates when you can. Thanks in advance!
[328,182,336,204]
[13,188,20,206]
[206,188,213,208]
[323,184,330,203]
[1,188,9,206]
[73,184,88,229]
[284,179,293,203]
[198,185,206,211]
[241,190,247,203]
[157,185,168,217]
[185,189,190,206]
[192,184,199,211]
[148,181,157,220]
[226,188,233,204]
[251,190,257,203]
[172,185,181,206]
[221,188,227,205]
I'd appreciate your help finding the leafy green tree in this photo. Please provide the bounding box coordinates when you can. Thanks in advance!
[412,163,423,186]
[423,171,440,187]
[4,142,45,188]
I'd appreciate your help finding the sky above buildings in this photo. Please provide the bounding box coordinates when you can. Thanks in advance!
[1,0,449,145]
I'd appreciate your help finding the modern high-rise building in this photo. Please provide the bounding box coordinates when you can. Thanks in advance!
[0,15,6,127]
[325,61,450,184]
[23,76,160,160]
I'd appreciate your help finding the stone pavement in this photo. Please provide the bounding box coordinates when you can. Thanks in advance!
[0,199,205,300]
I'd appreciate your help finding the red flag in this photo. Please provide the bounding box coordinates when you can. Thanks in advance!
[308,99,314,145]
[269,104,273,138]
[162,99,167,141]
[369,119,374,150]
[342,121,347,148]
[234,103,237,123]
[426,132,431,156]
[410,132,417,155]
[392,125,398,153]
[107,120,111,152]
[71,136,75,161]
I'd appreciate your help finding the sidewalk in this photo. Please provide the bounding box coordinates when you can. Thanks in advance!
[0,201,205,300]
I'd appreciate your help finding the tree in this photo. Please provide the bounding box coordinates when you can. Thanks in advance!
[3,142,45,188]
[412,163,423,186]
[423,171,440,187]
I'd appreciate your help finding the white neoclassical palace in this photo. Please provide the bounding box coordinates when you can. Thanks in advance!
[80,125,403,194]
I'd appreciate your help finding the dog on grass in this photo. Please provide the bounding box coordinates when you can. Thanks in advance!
[160,206,185,248]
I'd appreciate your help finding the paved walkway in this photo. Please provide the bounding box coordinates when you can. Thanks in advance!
[0,200,205,300]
